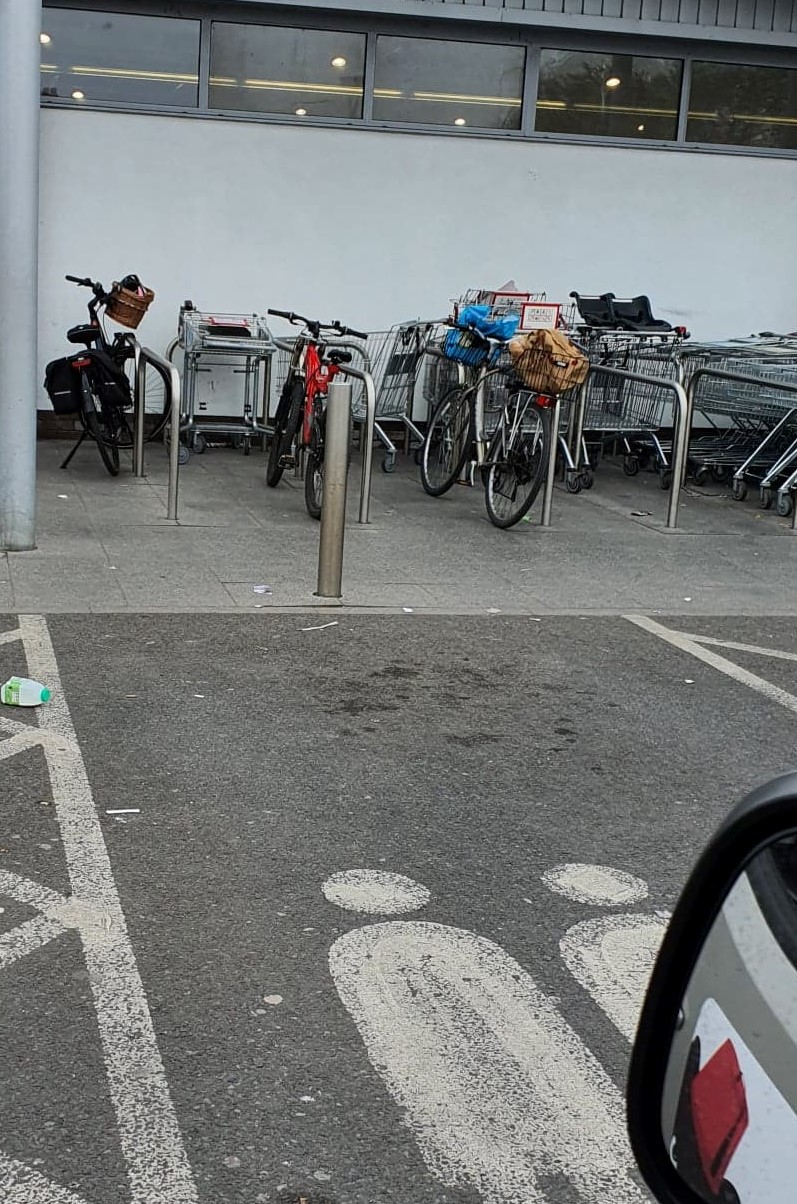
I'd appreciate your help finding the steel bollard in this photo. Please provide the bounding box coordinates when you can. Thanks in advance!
[316,381,352,598]
[540,396,561,527]
[134,345,145,478]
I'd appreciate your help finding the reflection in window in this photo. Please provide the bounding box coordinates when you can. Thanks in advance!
[536,50,682,140]
[373,36,525,130]
[209,24,365,120]
[688,62,797,151]
[40,8,199,106]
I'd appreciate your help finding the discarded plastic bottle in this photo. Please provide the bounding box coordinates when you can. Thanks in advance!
[1,677,52,706]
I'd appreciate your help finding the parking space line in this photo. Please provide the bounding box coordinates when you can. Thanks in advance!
[0,914,68,971]
[0,1154,91,1204]
[16,615,199,1204]
[677,633,797,663]
[626,615,797,716]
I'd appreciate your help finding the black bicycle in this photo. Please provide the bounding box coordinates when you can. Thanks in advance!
[45,274,159,476]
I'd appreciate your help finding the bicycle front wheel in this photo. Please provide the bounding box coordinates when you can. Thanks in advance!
[420,387,472,497]
[304,450,323,520]
[485,402,551,529]
[267,376,305,488]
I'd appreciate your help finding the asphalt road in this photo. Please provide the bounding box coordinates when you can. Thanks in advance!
[1,613,796,1204]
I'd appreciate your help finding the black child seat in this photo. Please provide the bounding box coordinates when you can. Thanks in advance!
[569,292,617,328]
[603,294,673,333]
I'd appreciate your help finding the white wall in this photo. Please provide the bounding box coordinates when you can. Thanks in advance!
[39,107,797,396]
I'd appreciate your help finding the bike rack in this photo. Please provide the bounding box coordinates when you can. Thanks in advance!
[132,343,183,522]
[686,367,797,532]
[570,365,690,530]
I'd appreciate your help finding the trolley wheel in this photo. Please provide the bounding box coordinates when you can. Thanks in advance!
[413,446,423,466]
[693,466,710,486]
[659,470,673,491]
[712,465,731,483]
[164,429,191,465]
[581,467,595,490]
[732,479,748,502]
[192,432,207,455]
[623,455,640,477]
[244,439,251,456]
[381,454,397,474]
[776,493,793,518]
[760,486,774,510]
[565,471,582,495]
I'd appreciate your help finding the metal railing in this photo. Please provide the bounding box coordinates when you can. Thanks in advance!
[687,367,797,532]
[133,344,182,521]
[571,364,690,529]
[336,363,376,524]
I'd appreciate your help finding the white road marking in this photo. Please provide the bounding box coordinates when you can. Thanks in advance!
[330,921,646,1204]
[542,863,649,905]
[0,914,68,971]
[0,628,22,646]
[560,915,667,1043]
[626,615,797,715]
[16,615,198,1204]
[0,1155,90,1204]
[677,632,797,663]
[322,869,431,915]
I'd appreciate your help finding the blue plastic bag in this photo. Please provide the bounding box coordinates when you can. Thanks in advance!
[458,304,520,341]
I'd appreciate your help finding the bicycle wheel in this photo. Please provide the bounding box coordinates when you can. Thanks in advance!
[484,401,551,529]
[305,449,323,520]
[81,385,121,477]
[267,376,305,488]
[420,386,473,497]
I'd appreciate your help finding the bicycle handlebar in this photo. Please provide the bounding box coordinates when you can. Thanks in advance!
[66,274,106,297]
[267,308,367,340]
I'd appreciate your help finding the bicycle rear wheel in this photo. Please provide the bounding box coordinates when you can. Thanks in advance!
[267,376,305,488]
[484,401,551,529]
[420,387,472,497]
[79,375,120,477]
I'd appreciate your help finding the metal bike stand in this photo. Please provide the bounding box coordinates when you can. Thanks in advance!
[133,345,183,520]
[541,396,561,528]
[571,365,689,529]
[334,364,377,524]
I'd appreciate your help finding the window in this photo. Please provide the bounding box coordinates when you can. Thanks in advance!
[210,23,366,120]
[688,61,797,150]
[40,9,199,106]
[536,50,682,140]
[373,36,525,130]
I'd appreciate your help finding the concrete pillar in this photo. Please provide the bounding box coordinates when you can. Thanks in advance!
[0,0,41,549]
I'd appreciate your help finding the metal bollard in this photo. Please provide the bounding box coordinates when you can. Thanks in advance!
[166,361,181,521]
[540,396,561,527]
[134,344,145,478]
[316,381,352,598]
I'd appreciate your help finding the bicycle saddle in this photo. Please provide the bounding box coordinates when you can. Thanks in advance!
[328,350,352,365]
[67,323,102,346]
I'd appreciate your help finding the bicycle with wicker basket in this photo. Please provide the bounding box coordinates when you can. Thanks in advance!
[420,320,586,528]
[44,274,156,477]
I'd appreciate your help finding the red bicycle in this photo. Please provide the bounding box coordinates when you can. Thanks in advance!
[266,310,367,519]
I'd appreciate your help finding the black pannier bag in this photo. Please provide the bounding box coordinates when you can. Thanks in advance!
[85,347,132,410]
[44,356,82,415]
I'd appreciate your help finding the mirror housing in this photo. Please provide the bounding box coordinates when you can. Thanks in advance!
[627,772,797,1204]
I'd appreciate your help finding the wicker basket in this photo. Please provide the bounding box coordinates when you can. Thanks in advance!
[509,331,588,396]
[105,282,155,329]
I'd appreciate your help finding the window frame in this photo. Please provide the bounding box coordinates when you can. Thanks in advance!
[37,0,797,161]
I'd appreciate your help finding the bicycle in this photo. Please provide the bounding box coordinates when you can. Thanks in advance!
[265,310,367,520]
[45,274,159,477]
[420,323,553,529]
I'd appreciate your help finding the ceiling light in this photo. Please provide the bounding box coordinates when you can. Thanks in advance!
[605,76,621,88]
[295,107,307,116]
[454,116,466,126]
[637,123,645,131]
[40,32,51,45]
[331,56,347,69]
[71,89,85,100]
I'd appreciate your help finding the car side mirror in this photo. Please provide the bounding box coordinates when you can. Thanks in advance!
[627,772,797,1204]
